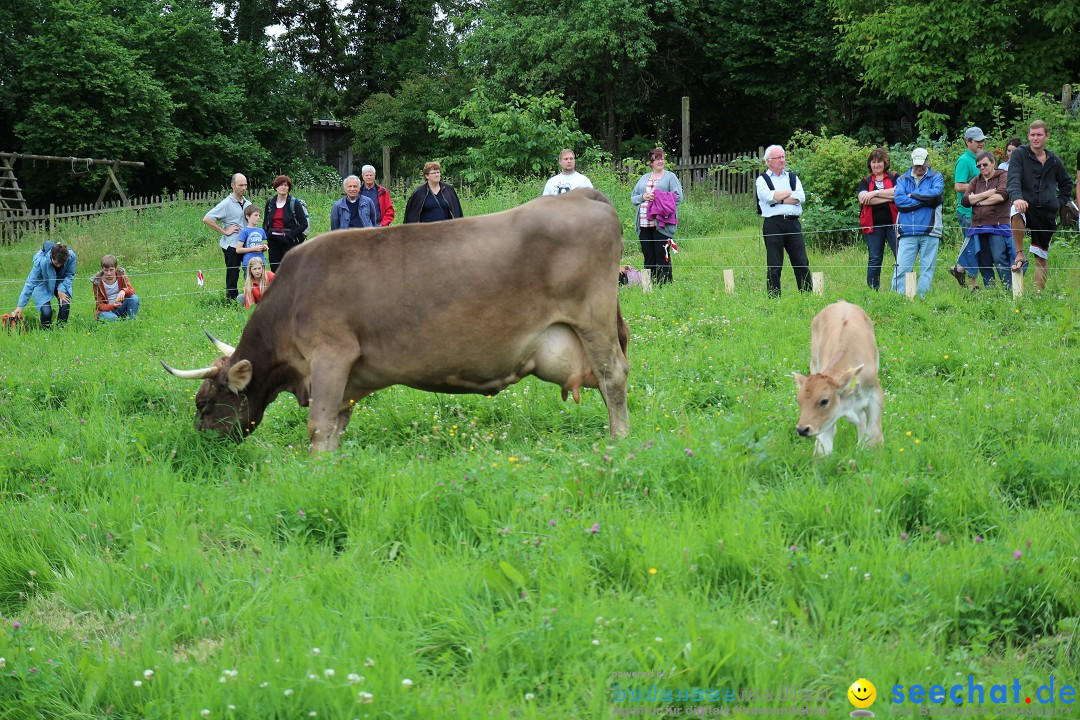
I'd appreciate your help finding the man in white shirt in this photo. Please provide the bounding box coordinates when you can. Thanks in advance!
[202,173,252,300]
[756,145,810,296]
[542,149,593,196]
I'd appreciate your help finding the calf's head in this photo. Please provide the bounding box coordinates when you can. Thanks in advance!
[162,333,262,441]
[791,365,863,438]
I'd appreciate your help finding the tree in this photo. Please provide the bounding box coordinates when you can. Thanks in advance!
[428,87,594,181]
[9,0,178,202]
[460,0,660,156]
[832,0,1080,129]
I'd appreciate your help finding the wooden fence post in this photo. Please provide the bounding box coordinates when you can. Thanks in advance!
[905,272,917,299]
[723,269,735,294]
[49,203,55,241]
[1012,271,1023,299]
[811,272,824,295]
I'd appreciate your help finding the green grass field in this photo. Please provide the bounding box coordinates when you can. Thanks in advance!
[1,181,1078,719]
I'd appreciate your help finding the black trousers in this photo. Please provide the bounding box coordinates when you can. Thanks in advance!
[39,289,70,328]
[268,234,298,273]
[222,246,241,300]
[638,226,673,284]
[763,215,810,297]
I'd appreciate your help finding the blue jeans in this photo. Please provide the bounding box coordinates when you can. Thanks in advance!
[99,295,139,321]
[864,225,897,290]
[978,234,1024,290]
[955,211,974,275]
[894,234,940,297]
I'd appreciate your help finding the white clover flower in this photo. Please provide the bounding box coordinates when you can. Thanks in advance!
[227,705,235,711]
[201,710,210,719]
[591,639,600,646]
[0,658,6,669]
[525,692,535,701]
[312,648,320,655]
[323,669,335,678]
[134,680,143,688]
[347,673,363,685]
[219,676,227,683]
[284,688,294,696]
[224,669,238,679]
[309,713,317,717]
[654,637,663,642]
[308,673,318,681]
[358,691,374,704]
[143,669,154,679]
[401,678,414,690]
[259,681,269,688]
[364,657,375,667]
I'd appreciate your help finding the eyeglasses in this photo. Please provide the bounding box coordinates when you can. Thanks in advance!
[976,162,992,169]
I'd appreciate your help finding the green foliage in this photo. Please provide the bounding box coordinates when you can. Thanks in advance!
[1005,87,1080,171]
[428,87,595,183]
[833,0,1080,124]
[283,155,343,191]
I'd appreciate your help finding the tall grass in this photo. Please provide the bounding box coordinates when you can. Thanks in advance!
[0,180,1078,718]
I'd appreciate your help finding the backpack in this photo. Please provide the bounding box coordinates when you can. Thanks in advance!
[290,196,310,241]
[756,171,797,215]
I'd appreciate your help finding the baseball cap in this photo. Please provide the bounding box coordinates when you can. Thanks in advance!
[964,126,986,141]
[910,148,929,166]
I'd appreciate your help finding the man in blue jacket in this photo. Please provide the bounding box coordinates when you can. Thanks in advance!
[893,148,944,297]
[11,241,76,328]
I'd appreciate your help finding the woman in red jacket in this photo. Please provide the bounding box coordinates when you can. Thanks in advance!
[857,148,899,291]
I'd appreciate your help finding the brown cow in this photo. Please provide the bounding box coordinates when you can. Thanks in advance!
[792,301,883,456]
[163,189,630,452]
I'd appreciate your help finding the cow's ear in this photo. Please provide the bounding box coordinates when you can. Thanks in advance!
[226,360,253,393]
[791,372,807,388]
[837,364,864,396]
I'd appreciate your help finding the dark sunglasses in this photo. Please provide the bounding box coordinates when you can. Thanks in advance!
[976,162,992,168]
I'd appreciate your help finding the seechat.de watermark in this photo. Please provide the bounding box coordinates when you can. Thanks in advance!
[610,679,829,717]
[889,675,1076,716]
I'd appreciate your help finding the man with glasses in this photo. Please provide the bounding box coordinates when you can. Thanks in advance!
[948,127,988,289]
[756,144,810,297]
[1007,119,1073,291]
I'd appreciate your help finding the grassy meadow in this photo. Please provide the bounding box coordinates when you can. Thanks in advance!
[1,179,1078,719]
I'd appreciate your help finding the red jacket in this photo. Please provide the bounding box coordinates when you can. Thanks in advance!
[244,270,275,309]
[372,184,395,226]
[90,268,137,319]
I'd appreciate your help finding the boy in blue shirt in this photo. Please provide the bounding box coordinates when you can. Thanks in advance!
[235,205,268,270]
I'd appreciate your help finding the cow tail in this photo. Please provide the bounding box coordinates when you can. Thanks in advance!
[617,302,629,355]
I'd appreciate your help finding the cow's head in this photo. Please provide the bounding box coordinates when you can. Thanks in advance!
[162,333,261,441]
[791,365,863,438]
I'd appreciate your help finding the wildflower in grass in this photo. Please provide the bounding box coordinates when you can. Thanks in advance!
[143,669,154,679]
[201,711,211,718]
[134,679,142,687]
[684,448,693,457]
[311,647,320,655]
[974,535,984,543]
[11,622,20,630]
[900,532,908,542]
[864,573,871,581]
[591,639,600,646]
[358,691,374,703]
[308,673,318,680]
[347,673,363,685]
[525,693,535,701]
[323,669,335,678]
[402,678,414,689]
[365,657,375,667]
[0,659,5,669]
[309,713,317,717]
[224,669,238,679]
[905,431,912,437]
[284,689,294,696]
[655,637,663,642]
[228,706,235,711]
[789,545,797,552]
[548,519,556,527]
[1013,550,1022,559]
[588,523,600,534]
[298,509,305,517]
[649,568,657,575]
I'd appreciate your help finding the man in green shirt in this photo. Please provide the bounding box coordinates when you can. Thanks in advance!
[948,127,987,289]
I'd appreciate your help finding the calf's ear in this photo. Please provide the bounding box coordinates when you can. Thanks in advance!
[226,360,253,393]
[837,364,865,395]
[791,372,807,388]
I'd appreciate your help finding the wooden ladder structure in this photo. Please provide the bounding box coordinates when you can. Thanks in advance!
[0,153,28,215]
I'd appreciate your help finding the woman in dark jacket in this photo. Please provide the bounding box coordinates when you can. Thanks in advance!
[403,162,464,223]
[263,174,309,272]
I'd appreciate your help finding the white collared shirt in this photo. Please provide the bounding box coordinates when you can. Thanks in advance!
[756,169,805,218]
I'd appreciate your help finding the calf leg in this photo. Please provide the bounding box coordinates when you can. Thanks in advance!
[814,424,837,457]
[862,386,884,448]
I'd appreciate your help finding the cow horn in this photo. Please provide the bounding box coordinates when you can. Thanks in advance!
[204,330,236,357]
[160,360,220,379]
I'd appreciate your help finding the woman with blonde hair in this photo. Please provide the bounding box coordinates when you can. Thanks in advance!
[404,162,464,223]
[243,257,274,309]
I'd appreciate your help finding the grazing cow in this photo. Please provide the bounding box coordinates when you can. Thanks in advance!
[791,301,883,456]
[163,189,630,452]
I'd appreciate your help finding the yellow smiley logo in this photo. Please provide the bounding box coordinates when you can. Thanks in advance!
[848,678,877,709]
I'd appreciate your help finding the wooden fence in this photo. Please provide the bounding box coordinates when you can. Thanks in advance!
[671,150,763,207]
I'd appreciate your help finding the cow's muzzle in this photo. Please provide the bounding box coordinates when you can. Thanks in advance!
[796,425,812,437]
